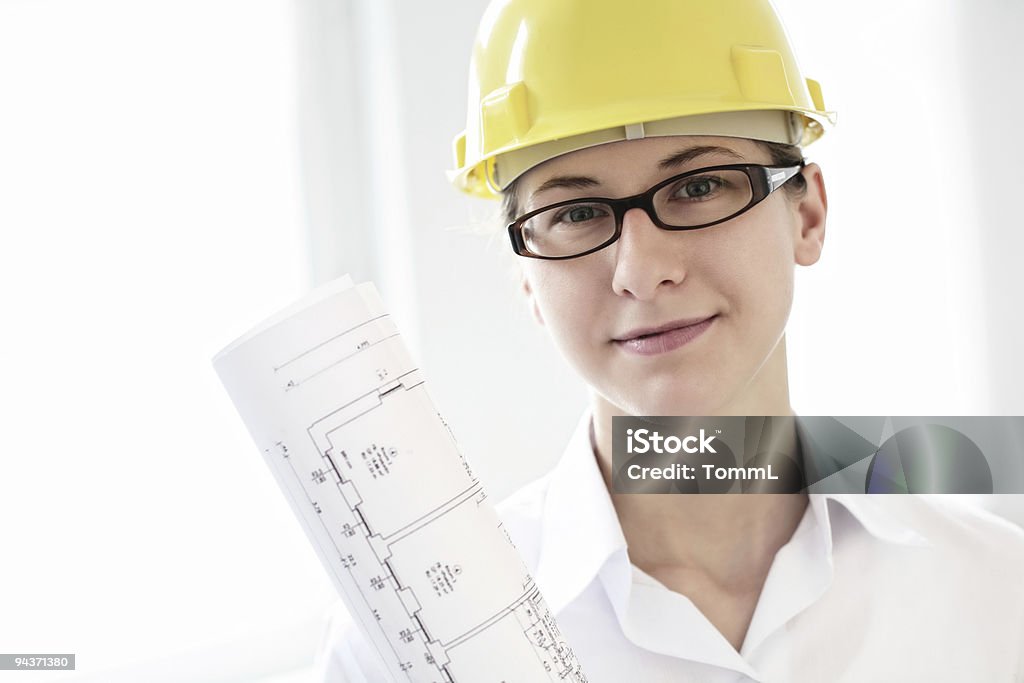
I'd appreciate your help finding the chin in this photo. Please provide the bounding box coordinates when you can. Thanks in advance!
[614,383,727,417]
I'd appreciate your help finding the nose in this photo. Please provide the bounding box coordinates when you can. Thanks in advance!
[610,206,688,300]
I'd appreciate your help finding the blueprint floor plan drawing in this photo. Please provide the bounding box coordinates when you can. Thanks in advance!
[213,275,588,682]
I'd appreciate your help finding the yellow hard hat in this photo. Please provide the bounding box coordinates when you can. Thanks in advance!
[449,0,836,199]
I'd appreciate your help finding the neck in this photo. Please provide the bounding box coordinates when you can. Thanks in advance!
[588,337,807,585]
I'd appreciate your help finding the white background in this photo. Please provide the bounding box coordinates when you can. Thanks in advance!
[1,0,1021,681]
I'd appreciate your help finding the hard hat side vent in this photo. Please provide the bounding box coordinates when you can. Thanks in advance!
[453,132,467,170]
[805,78,826,114]
[731,46,795,107]
[480,81,533,157]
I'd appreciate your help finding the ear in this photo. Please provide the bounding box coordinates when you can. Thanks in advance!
[520,271,545,327]
[792,162,828,267]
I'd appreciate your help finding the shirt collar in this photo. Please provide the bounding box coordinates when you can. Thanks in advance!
[535,408,627,616]
[794,416,931,547]
[535,408,929,616]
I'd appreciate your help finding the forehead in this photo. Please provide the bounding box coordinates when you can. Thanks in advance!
[516,135,769,198]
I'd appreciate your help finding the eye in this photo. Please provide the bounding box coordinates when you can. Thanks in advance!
[552,203,608,225]
[672,176,723,200]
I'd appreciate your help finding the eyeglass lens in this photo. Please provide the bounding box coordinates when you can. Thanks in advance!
[520,168,755,258]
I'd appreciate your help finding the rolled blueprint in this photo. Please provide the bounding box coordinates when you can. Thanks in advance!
[212,275,588,683]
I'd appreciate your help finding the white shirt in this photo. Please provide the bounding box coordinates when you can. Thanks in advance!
[313,408,1024,682]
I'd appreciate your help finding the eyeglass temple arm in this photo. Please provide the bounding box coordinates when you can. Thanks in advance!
[766,161,806,192]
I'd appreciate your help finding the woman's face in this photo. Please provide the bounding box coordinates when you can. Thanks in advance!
[515,135,827,416]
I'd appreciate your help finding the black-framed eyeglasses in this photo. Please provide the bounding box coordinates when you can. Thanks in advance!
[507,162,806,260]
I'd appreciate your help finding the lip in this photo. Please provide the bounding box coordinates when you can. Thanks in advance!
[614,315,717,342]
[612,315,717,356]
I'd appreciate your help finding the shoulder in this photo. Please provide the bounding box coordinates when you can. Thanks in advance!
[493,408,587,529]
[811,496,1024,676]
[883,497,1024,653]
[832,493,1024,554]
[493,470,555,574]
[495,469,553,519]
[903,495,1024,561]
[849,495,1024,609]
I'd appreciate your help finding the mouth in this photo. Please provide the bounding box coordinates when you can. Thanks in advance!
[612,315,718,356]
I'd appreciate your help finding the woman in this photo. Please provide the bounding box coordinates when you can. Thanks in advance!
[315,1,1024,680]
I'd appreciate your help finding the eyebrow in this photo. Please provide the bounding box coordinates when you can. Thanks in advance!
[657,145,744,170]
[530,175,600,201]
[528,145,745,203]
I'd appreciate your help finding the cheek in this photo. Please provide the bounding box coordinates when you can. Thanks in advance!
[721,216,796,328]
[527,265,607,353]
